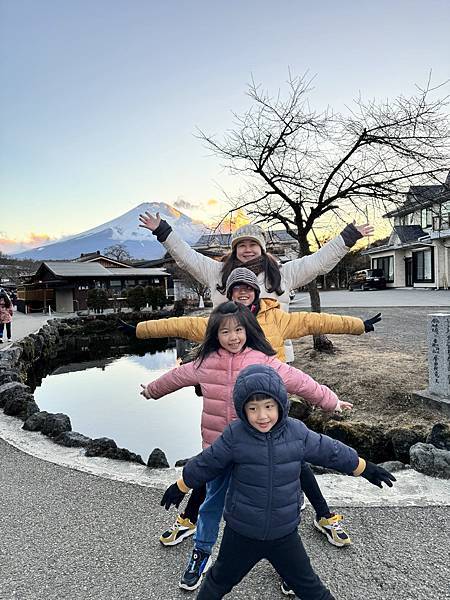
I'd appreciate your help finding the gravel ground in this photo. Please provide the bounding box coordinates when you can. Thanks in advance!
[1,439,449,600]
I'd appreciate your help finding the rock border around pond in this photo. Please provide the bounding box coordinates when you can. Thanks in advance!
[1,313,450,477]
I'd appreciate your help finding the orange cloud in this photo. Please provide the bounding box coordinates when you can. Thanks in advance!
[216,209,251,232]
[207,198,218,206]
[0,232,56,255]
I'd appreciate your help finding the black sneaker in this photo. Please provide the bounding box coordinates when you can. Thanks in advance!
[179,548,212,591]
[280,580,295,596]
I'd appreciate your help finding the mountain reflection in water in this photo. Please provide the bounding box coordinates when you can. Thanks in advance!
[34,350,203,466]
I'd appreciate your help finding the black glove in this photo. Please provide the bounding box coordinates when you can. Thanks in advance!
[340,223,362,247]
[152,219,172,242]
[117,319,137,336]
[160,482,186,510]
[363,312,382,332]
[360,461,396,488]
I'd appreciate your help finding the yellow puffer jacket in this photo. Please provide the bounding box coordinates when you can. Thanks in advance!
[136,299,365,361]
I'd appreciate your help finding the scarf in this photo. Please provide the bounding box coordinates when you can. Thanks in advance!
[232,255,266,275]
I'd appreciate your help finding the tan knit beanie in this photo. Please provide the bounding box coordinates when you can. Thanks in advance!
[230,224,266,252]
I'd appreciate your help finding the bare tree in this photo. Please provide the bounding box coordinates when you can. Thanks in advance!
[199,73,450,349]
[170,265,210,305]
[103,243,133,263]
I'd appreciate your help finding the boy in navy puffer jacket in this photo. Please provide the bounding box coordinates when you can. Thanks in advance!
[161,365,395,600]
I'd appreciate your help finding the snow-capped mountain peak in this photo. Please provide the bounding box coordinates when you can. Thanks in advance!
[12,202,209,261]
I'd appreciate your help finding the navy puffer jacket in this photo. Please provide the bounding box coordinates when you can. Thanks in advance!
[183,364,359,541]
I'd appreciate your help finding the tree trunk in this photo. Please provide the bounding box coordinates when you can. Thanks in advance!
[307,280,334,353]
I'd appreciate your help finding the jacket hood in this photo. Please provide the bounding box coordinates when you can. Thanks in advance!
[233,364,290,432]
[257,297,281,313]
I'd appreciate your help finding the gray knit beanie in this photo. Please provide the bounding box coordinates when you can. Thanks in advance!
[225,268,261,299]
[230,224,266,252]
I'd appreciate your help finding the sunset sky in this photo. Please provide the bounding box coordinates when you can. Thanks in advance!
[1,0,449,254]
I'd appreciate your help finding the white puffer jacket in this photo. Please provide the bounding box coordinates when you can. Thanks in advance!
[163,229,350,312]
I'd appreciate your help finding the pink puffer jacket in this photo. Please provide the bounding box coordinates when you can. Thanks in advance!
[145,347,338,448]
[0,299,13,324]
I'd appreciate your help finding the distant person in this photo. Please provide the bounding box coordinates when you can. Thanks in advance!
[161,364,395,599]
[141,302,356,592]
[0,291,13,343]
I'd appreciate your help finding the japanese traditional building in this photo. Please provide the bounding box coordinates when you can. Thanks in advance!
[18,254,169,313]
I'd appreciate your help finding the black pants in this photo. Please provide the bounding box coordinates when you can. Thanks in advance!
[0,322,11,340]
[197,525,335,600]
[181,485,206,524]
[183,462,329,526]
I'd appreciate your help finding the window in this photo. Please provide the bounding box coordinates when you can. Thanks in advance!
[372,256,394,282]
[110,280,122,287]
[413,248,434,282]
[421,208,432,229]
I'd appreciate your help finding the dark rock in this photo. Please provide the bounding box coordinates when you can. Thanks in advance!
[426,423,450,451]
[410,442,450,479]
[377,461,410,473]
[288,400,314,422]
[175,458,190,467]
[85,437,144,464]
[0,346,22,367]
[0,370,21,385]
[0,382,31,408]
[390,428,426,463]
[4,395,39,420]
[322,421,394,463]
[147,448,170,469]
[23,411,51,431]
[41,413,72,437]
[53,431,91,448]
[85,437,118,456]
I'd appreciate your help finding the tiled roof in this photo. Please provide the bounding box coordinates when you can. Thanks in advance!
[384,173,450,218]
[38,262,168,278]
[194,229,297,247]
[393,225,427,243]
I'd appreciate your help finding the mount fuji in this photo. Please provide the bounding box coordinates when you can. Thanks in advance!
[12,203,209,261]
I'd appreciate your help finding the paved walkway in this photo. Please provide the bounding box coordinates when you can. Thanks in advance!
[1,302,449,599]
[0,309,65,351]
[292,287,450,308]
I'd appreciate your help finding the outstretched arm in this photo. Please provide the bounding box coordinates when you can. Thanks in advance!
[140,361,199,400]
[139,211,222,287]
[136,316,208,342]
[282,222,374,290]
[274,360,349,412]
[161,427,234,509]
[301,426,396,488]
[279,310,365,340]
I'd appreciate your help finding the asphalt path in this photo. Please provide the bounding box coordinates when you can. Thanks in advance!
[291,287,450,308]
[0,439,449,600]
[1,295,450,599]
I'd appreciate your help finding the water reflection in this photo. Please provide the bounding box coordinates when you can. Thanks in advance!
[34,350,203,466]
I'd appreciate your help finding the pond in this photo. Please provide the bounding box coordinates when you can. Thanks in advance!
[33,349,203,466]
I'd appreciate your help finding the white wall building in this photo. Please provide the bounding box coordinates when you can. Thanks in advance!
[365,172,450,289]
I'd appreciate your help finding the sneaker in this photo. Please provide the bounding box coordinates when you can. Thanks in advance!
[179,548,212,591]
[314,513,351,547]
[159,515,196,547]
[280,580,295,596]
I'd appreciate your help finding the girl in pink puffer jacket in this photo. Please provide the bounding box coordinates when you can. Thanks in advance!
[0,292,13,343]
[141,301,351,591]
